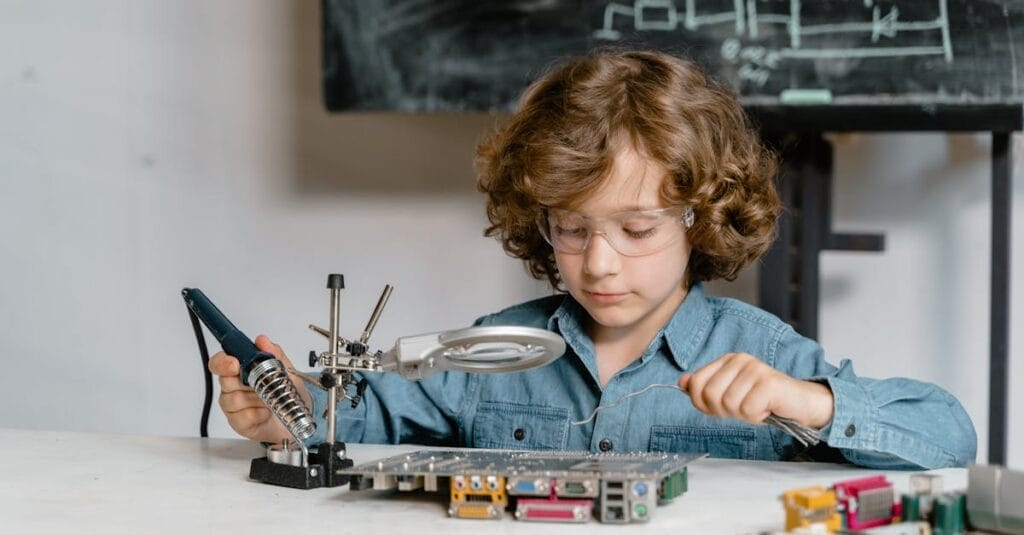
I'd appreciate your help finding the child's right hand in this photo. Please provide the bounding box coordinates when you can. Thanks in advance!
[207,334,312,445]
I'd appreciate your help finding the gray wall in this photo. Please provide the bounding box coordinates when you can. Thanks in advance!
[1,1,1020,468]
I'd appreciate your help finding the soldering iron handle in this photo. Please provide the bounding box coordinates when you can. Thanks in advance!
[182,287,274,384]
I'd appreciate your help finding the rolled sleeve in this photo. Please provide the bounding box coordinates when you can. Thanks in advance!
[777,328,977,470]
[821,368,976,470]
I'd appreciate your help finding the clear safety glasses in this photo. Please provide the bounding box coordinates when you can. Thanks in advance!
[537,206,694,257]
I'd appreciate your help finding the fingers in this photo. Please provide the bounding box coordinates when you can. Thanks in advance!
[207,352,247,393]
[698,355,751,417]
[700,356,757,418]
[255,334,294,367]
[208,351,239,377]
[225,406,274,438]
[209,352,249,395]
[737,386,773,423]
[680,355,729,415]
[683,353,777,424]
[207,336,298,444]
[719,361,763,419]
[219,388,264,414]
[219,384,286,442]
[254,334,310,407]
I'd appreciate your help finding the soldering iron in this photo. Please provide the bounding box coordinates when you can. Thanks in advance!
[182,288,316,442]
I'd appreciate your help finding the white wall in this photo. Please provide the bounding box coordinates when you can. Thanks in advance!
[1,1,1021,468]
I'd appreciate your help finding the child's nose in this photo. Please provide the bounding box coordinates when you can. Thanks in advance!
[582,233,621,277]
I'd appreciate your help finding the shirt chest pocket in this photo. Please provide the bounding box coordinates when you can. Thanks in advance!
[649,425,757,460]
[471,401,569,450]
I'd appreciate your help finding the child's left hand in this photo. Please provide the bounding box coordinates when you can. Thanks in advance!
[678,352,834,429]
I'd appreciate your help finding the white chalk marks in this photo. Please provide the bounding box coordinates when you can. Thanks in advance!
[594,0,953,87]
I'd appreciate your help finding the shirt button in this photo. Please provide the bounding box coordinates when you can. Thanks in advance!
[845,424,857,437]
[513,428,526,441]
[598,439,613,452]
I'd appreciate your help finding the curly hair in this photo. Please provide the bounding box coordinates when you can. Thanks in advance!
[475,49,780,290]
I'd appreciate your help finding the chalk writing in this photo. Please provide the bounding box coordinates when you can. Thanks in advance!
[595,0,953,87]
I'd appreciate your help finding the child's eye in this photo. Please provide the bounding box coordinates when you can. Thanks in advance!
[554,225,586,237]
[625,227,656,239]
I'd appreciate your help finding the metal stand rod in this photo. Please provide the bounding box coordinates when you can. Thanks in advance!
[327,279,342,446]
[361,285,393,344]
[758,133,884,338]
[988,132,1012,465]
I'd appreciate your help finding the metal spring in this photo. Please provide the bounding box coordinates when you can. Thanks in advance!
[248,359,316,441]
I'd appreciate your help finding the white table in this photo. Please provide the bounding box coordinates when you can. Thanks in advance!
[0,428,966,534]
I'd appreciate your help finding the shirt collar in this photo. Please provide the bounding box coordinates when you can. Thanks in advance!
[547,294,593,371]
[662,282,715,372]
[546,282,714,373]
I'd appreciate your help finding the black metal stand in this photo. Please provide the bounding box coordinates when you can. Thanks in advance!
[249,442,354,490]
[759,133,885,338]
[989,133,1013,466]
[749,102,1019,465]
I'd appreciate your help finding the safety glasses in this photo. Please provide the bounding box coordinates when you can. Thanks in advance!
[537,206,693,257]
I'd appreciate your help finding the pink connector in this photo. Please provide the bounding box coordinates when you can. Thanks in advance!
[514,478,594,523]
[832,475,903,530]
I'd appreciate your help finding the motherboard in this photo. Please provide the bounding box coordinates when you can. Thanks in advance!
[339,449,701,523]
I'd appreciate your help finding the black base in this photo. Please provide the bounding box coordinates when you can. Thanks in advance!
[249,441,354,489]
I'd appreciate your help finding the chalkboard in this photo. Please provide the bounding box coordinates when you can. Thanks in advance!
[322,0,1024,112]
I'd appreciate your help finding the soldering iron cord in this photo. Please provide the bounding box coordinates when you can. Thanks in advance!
[187,307,214,438]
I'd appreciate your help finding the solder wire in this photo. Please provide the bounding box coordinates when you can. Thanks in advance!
[570,383,821,447]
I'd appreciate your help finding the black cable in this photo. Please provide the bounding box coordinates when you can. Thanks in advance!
[187,306,214,438]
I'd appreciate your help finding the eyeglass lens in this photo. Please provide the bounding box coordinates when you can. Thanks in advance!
[542,208,685,256]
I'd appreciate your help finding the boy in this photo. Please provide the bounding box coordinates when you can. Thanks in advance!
[210,50,975,469]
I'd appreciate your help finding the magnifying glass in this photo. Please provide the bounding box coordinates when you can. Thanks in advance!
[379,325,566,380]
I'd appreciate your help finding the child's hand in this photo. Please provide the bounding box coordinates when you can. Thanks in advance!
[207,335,312,444]
[678,352,833,429]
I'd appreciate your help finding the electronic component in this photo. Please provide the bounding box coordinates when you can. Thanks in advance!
[967,464,1024,535]
[900,472,965,534]
[833,475,902,530]
[781,486,843,533]
[780,470,991,534]
[449,474,508,519]
[339,449,699,524]
[658,468,688,503]
[515,495,594,523]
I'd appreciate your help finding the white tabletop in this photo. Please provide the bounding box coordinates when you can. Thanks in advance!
[0,428,966,534]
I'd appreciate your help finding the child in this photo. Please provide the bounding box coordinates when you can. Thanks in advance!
[209,50,975,470]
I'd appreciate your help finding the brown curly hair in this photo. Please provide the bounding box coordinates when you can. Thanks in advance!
[475,49,780,290]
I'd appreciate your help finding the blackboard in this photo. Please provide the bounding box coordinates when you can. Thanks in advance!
[322,0,1024,112]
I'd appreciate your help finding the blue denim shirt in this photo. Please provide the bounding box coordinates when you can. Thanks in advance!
[306,283,976,469]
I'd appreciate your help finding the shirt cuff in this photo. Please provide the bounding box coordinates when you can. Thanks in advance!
[815,375,875,449]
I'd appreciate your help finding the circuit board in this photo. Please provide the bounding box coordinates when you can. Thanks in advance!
[339,449,702,523]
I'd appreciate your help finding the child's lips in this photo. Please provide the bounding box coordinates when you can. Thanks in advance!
[585,290,629,304]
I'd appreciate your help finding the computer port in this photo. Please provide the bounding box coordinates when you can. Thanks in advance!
[508,477,550,496]
[515,498,593,523]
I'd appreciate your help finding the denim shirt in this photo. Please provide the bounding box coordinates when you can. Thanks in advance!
[305,283,976,470]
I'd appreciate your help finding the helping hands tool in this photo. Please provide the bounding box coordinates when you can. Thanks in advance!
[184,273,566,489]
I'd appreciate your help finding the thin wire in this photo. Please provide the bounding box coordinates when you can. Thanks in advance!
[571,383,681,426]
[571,383,821,447]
